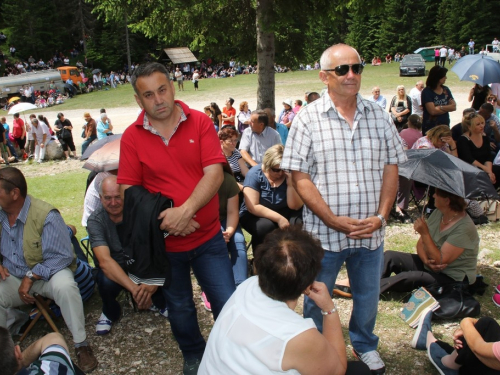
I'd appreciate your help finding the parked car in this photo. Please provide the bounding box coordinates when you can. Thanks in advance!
[399,54,426,77]
[484,44,500,63]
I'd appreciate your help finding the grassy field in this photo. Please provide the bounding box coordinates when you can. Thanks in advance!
[29,60,473,114]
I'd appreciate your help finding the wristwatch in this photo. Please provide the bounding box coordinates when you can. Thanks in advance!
[376,214,387,228]
[26,270,37,282]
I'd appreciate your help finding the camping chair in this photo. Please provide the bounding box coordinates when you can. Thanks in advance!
[19,294,59,343]
[409,181,428,209]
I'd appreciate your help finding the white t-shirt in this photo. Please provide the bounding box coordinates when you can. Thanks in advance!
[199,277,316,375]
[31,122,49,143]
[409,87,423,116]
[440,47,448,57]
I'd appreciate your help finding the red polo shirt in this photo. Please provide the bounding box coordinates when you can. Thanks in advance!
[222,107,236,126]
[117,100,226,252]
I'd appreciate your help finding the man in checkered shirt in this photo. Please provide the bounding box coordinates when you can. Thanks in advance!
[282,44,407,374]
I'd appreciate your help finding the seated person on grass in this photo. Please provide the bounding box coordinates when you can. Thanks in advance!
[87,176,168,336]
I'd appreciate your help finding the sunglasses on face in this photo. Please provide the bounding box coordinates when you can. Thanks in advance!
[323,64,364,76]
[488,97,497,102]
[270,167,283,173]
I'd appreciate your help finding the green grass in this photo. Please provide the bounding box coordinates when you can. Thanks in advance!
[34,60,473,113]
[26,168,88,237]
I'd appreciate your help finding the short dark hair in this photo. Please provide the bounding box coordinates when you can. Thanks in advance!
[227,97,234,105]
[407,114,422,130]
[131,62,169,93]
[252,110,268,127]
[0,167,27,198]
[307,92,320,104]
[426,66,448,90]
[57,112,64,119]
[435,188,466,212]
[0,327,18,375]
[480,103,494,114]
[254,226,324,302]
[218,127,238,141]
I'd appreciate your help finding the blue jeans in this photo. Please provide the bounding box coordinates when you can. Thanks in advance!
[304,243,384,353]
[81,135,97,155]
[5,140,17,158]
[221,219,247,287]
[96,269,166,322]
[162,231,235,360]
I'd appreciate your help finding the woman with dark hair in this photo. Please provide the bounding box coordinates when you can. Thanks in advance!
[219,127,249,187]
[457,113,500,187]
[389,85,412,131]
[380,188,479,294]
[222,97,236,128]
[239,144,303,253]
[198,226,370,375]
[468,84,491,111]
[210,102,222,130]
[422,66,457,134]
[54,112,77,159]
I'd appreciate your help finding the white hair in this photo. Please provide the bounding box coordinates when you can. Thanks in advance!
[320,44,360,70]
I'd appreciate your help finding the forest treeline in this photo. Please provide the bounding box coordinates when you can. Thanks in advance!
[1,0,499,71]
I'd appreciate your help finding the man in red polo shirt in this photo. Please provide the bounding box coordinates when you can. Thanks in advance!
[221,97,236,128]
[117,62,235,375]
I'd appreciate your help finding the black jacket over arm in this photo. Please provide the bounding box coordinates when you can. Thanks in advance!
[120,185,173,288]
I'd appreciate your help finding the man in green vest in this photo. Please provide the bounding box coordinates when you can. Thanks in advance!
[0,167,98,373]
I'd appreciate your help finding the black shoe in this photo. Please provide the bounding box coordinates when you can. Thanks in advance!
[183,358,201,375]
[396,209,413,223]
[332,284,352,298]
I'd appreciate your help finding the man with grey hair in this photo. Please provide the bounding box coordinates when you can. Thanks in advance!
[118,62,234,375]
[409,81,424,117]
[239,109,281,166]
[367,86,387,109]
[282,44,406,374]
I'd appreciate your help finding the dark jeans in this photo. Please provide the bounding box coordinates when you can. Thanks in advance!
[380,251,454,294]
[162,231,235,360]
[96,269,166,322]
[5,139,18,158]
[240,207,303,256]
[437,317,500,375]
[81,135,97,155]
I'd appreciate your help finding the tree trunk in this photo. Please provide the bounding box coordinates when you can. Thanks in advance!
[256,0,275,111]
[124,12,132,72]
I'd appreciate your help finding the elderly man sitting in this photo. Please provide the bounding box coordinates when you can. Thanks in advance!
[87,175,168,335]
[239,109,281,167]
[0,167,97,373]
[368,86,387,109]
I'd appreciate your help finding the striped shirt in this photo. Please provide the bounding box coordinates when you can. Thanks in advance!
[226,149,242,174]
[26,344,75,375]
[282,94,407,252]
[0,196,74,280]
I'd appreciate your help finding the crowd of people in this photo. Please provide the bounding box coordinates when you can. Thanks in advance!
[2,42,500,375]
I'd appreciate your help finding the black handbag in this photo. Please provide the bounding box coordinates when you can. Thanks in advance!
[427,281,480,320]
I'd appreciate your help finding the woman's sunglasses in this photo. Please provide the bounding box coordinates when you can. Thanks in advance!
[488,97,497,103]
[323,64,364,77]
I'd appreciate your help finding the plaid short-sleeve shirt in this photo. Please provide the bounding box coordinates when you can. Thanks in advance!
[281,94,407,252]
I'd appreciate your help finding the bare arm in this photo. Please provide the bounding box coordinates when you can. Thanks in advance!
[282,282,347,375]
[158,163,223,235]
[22,332,69,367]
[238,158,250,176]
[94,246,141,295]
[459,318,500,370]
[424,99,456,116]
[222,195,239,242]
[285,172,303,210]
[239,150,258,167]
[244,187,289,228]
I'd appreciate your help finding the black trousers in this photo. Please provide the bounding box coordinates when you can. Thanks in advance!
[437,317,500,375]
[380,251,454,294]
[240,207,302,256]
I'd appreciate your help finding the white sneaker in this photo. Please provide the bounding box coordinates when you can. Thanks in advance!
[353,349,385,374]
[149,304,169,318]
[95,312,112,335]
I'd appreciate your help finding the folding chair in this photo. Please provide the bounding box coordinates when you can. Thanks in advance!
[19,294,59,343]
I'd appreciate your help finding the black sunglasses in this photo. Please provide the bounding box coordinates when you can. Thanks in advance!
[323,64,364,76]
[270,167,283,173]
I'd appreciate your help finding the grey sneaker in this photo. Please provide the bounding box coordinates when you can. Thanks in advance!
[427,343,459,375]
[353,349,385,374]
[183,358,201,375]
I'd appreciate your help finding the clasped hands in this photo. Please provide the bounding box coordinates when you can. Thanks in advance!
[330,215,382,239]
[158,206,199,237]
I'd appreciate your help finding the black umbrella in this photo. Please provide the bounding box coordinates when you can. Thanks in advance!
[80,134,122,160]
[92,68,101,75]
[399,149,499,199]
